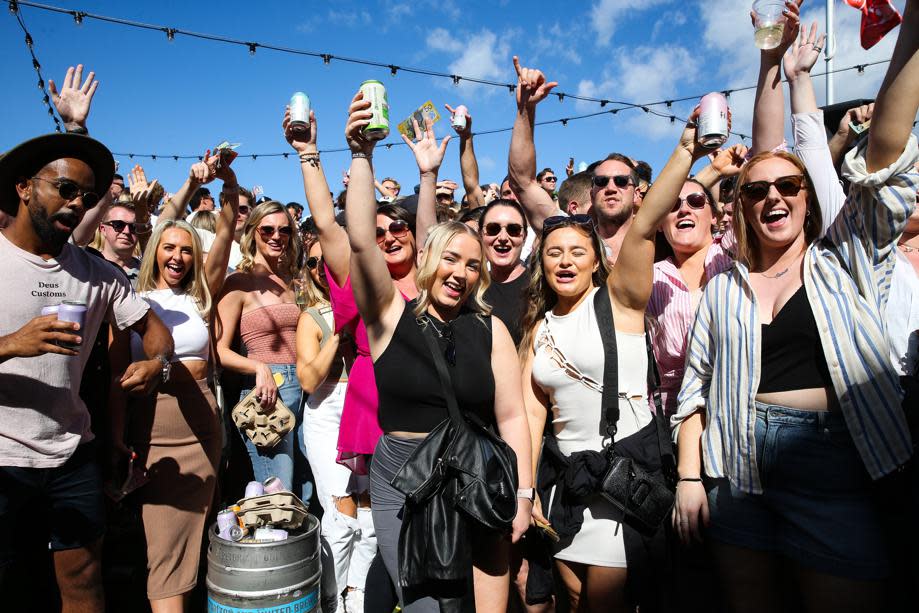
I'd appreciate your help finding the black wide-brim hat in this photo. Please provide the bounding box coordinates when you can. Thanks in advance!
[0,133,114,215]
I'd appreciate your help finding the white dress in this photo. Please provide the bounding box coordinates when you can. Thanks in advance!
[531,287,652,567]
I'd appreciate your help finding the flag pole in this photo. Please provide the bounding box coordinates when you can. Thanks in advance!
[826,0,836,105]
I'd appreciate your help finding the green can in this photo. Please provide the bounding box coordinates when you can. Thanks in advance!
[360,80,389,141]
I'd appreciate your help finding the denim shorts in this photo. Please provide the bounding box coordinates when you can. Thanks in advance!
[706,402,889,580]
[0,442,106,565]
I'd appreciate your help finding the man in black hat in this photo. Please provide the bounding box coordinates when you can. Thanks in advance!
[0,130,173,611]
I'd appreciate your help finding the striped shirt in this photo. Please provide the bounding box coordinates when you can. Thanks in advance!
[673,137,919,494]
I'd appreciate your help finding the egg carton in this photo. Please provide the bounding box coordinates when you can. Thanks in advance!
[236,492,308,529]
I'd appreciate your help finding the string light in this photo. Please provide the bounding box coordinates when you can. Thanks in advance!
[71,10,82,24]
[390,65,398,76]
[13,3,61,131]
[321,54,331,65]
[9,0,19,15]
[557,93,565,102]
[247,42,257,56]
[451,75,460,85]
[165,27,174,42]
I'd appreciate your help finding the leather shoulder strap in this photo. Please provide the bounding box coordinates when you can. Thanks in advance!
[593,288,619,443]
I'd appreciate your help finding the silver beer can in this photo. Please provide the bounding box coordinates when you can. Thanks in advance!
[289,92,311,136]
[360,80,390,141]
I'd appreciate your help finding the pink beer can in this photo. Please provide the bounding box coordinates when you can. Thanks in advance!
[451,105,468,131]
[698,93,728,148]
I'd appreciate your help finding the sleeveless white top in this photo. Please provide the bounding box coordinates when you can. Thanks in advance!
[130,288,209,363]
[531,286,652,567]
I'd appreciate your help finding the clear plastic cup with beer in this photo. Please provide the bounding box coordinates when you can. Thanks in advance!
[752,0,786,50]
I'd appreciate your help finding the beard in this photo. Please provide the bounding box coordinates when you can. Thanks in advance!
[29,204,76,251]
[594,200,634,227]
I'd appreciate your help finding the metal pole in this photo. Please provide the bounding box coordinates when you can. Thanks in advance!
[826,0,835,105]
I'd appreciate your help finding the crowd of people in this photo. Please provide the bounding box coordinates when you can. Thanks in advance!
[1,1,918,612]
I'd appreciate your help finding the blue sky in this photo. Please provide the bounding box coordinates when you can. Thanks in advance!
[1,0,910,210]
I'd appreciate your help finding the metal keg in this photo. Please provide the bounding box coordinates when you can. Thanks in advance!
[206,514,321,613]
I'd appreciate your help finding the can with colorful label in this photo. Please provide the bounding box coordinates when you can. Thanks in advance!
[360,80,390,141]
[289,92,311,136]
[698,92,729,148]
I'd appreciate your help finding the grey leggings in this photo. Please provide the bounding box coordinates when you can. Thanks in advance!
[369,434,440,613]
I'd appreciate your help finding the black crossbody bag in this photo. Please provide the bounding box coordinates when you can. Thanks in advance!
[593,289,677,536]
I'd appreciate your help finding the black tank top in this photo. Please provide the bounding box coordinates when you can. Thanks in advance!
[374,302,496,433]
[482,269,529,347]
[758,285,834,393]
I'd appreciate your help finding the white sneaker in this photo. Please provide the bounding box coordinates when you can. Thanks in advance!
[344,588,364,613]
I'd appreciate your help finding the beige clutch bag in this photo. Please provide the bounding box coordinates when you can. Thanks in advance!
[231,388,296,448]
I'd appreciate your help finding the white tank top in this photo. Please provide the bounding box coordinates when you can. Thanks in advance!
[130,288,209,363]
[531,287,652,457]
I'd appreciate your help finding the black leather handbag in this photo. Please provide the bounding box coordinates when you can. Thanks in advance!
[592,289,676,536]
[390,317,519,533]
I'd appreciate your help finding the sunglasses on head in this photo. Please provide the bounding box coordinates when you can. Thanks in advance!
[672,192,708,212]
[306,256,323,270]
[542,214,593,236]
[739,175,805,202]
[31,176,100,209]
[592,174,632,189]
[482,222,524,238]
[376,219,410,243]
[102,220,141,235]
[257,224,293,239]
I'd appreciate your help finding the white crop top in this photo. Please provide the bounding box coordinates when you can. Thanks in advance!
[130,288,209,363]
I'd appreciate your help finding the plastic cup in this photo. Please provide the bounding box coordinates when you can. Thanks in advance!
[752,0,786,50]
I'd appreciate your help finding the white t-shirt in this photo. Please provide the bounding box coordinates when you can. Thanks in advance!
[0,231,149,468]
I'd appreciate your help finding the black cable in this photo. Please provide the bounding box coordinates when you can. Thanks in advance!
[10,0,62,132]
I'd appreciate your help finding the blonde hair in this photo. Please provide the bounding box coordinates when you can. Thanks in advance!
[519,222,611,358]
[237,201,302,279]
[190,210,218,233]
[136,220,211,316]
[413,221,491,318]
[733,151,822,269]
[300,234,329,309]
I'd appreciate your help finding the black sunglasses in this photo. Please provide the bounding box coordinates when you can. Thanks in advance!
[592,174,632,189]
[482,222,524,238]
[306,256,323,270]
[31,176,100,209]
[257,224,293,238]
[238,205,251,214]
[102,220,141,235]
[672,192,708,212]
[542,214,593,236]
[739,175,805,202]
[376,219,410,243]
[543,176,558,183]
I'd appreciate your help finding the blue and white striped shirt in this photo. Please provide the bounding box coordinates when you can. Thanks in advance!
[673,137,918,494]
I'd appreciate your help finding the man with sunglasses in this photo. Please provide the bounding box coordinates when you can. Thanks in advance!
[536,168,558,201]
[0,132,174,611]
[97,203,142,286]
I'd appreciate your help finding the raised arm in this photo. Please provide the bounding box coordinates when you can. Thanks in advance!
[508,56,560,233]
[445,104,485,209]
[49,63,98,134]
[344,91,404,350]
[867,0,919,172]
[783,21,824,115]
[204,156,239,298]
[157,161,209,224]
[125,165,159,253]
[284,108,351,286]
[402,116,451,251]
[610,109,713,311]
[750,0,801,155]
[828,104,875,168]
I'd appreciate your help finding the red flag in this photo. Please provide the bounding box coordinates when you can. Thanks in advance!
[846,0,902,50]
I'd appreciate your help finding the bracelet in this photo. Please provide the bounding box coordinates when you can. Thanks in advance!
[677,477,703,483]
[351,152,372,160]
[65,124,88,135]
[298,152,320,162]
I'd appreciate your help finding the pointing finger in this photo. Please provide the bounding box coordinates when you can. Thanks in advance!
[513,55,522,77]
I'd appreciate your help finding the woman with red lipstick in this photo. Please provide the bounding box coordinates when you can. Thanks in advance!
[673,6,919,608]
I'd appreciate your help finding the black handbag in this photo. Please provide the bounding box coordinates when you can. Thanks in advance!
[593,288,676,536]
[390,316,519,533]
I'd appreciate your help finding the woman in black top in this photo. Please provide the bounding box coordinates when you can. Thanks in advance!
[344,90,536,612]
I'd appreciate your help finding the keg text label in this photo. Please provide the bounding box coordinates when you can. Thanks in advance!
[207,589,318,613]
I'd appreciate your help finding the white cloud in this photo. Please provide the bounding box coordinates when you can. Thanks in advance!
[426,27,463,54]
[651,10,687,41]
[425,28,512,95]
[530,23,582,66]
[326,9,371,28]
[590,0,671,46]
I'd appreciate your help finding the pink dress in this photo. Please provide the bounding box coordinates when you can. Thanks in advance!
[326,266,407,474]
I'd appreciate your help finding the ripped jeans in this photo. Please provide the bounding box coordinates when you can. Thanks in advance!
[303,377,376,596]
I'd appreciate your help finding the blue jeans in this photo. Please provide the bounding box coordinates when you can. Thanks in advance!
[238,364,312,502]
[707,402,888,580]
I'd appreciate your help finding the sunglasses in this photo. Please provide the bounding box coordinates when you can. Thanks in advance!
[592,174,632,189]
[482,222,524,238]
[672,192,708,212]
[542,214,593,236]
[306,256,323,270]
[257,225,293,239]
[238,205,251,215]
[739,175,805,202]
[102,220,142,235]
[376,219,410,243]
[31,176,100,209]
[543,176,558,183]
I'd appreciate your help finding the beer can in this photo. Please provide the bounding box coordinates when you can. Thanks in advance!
[217,510,237,534]
[698,93,728,148]
[57,301,86,351]
[244,480,265,498]
[451,105,468,131]
[289,92,311,136]
[360,80,389,141]
[263,476,285,494]
[229,505,245,528]
[41,305,60,316]
[254,527,288,542]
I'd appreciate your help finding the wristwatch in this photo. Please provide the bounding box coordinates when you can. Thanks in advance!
[516,488,535,501]
[157,355,172,383]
